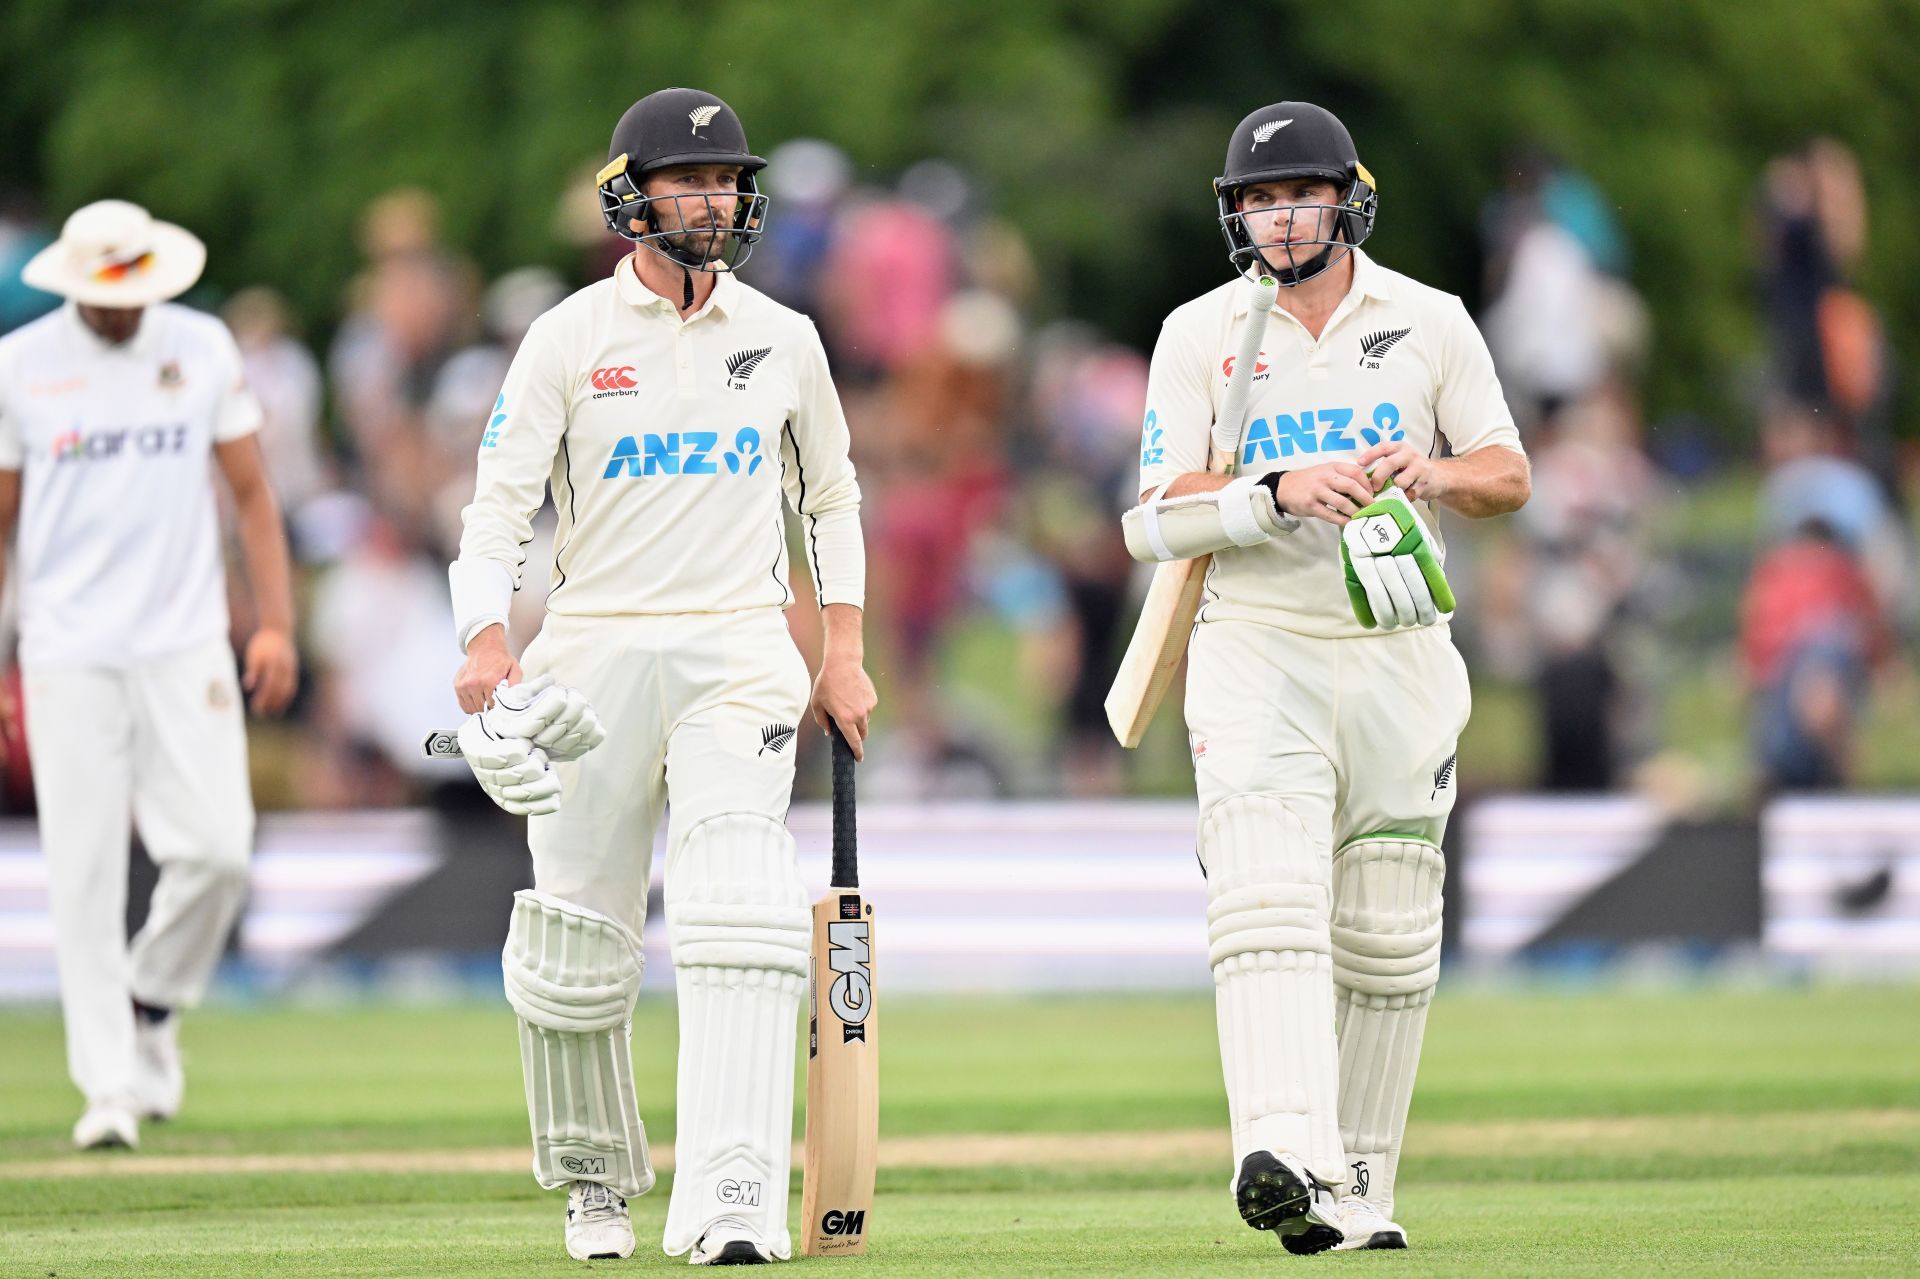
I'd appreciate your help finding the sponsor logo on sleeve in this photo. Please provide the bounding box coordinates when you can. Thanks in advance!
[481,393,506,448]
[1140,409,1164,469]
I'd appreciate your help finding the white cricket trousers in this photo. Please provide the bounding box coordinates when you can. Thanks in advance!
[520,608,812,939]
[25,639,255,1106]
[1185,619,1470,845]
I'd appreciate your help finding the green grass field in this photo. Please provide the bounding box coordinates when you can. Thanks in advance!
[2,986,1917,1276]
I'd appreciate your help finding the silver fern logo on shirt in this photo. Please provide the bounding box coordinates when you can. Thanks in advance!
[726,346,772,390]
[1358,327,1411,369]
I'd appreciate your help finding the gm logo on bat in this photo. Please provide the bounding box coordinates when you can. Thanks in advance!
[826,917,872,1043]
[820,1209,866,1237]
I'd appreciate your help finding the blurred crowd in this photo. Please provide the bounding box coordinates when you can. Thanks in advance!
[0,133,1909,808]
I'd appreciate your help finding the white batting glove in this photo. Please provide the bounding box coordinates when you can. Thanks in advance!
[457,715,562,816]
[482,674,607,763]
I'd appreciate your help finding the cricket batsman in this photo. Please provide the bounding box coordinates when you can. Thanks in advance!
[1128,102,1529,1252]
[448,88,875,1264]
[0,200,298,1150]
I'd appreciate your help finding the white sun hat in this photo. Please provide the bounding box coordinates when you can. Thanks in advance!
[22,199,207,307]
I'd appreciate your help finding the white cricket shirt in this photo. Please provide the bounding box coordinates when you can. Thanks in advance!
[1139,250,1522,639]
[0,303,262,667]
[455,257,864,635]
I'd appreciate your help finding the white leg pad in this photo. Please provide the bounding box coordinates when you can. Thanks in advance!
[1331,836,1444,1218]
[504,890,653,1198]
[662,813,811,1260]
[1203,794,1346,1189]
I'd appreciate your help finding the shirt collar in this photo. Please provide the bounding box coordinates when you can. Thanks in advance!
[63,300,158,356]
[614,252,738,321]
[1232,248,1392,315]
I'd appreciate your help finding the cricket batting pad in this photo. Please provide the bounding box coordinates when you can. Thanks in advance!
[663,813,811,1260]
[1202,794,1346,1188]
[503,890,653,1198]
[1331,835,1444,1218]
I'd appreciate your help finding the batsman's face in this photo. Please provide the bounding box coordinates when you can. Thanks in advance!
[638,164,743,254]
[1240,179,1342,262]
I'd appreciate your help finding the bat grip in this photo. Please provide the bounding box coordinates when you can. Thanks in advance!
[830,725,859,888]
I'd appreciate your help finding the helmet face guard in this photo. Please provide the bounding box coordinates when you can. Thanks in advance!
[1215,162,1377,286]
[598,154,770,274]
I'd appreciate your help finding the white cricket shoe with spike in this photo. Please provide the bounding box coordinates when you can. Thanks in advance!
[1335,1195,1409,1250]
[565,1181,635,1261]
[1234,1151,1344,1255]
[133,1015,184,1120]
[689,1217,773,1265]
[72,1102,139,1151]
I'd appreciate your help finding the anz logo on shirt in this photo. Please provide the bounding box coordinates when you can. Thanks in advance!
[602,426,766,479]
[1139,409,1165,469]
[51,423,189,464]
[481,394,506,449]
[1240,402,1404,466]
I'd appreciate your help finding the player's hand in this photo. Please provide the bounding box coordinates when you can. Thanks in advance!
[1357,440,1452,504]
[455,625,522,714]
[811,656,877,760]
[457,714,562,816]
[243,627,300,716]
[1272,462,1377,526]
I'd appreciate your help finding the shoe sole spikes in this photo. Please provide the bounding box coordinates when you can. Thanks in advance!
[1235,1152,1343,1256]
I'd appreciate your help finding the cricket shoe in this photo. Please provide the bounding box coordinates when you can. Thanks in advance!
[565,1180,635,1261]
[73,1102,139,1151]
[689,1217,773,1265]
[1334,1195,1408,1250]
[1234,1150,1343,1255]
[133,1013,184,1120]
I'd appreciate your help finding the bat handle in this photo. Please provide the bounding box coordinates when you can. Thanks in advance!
[829,724,859,889]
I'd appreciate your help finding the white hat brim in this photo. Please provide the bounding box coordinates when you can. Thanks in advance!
[21,219,207,308]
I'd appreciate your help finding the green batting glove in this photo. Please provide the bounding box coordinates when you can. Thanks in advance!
[1340,486,1455,630]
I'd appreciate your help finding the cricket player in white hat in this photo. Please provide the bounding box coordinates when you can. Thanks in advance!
[1127,103,1529,1252]
[0,199,298,1149]
[448,87,875,1264]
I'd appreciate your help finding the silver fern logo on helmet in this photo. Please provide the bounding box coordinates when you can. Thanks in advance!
[1251,119,1293,149]
[689,105,722,134]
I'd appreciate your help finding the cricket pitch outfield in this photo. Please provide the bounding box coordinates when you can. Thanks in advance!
[2,986,1915,1277]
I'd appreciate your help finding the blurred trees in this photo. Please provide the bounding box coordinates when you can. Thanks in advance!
[3,0,1916,435]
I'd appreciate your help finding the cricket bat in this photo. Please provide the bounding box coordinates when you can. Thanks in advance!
[1104,274,1279,748]
[800,726,878,1256]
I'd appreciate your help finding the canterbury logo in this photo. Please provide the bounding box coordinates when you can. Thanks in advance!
[689,105,722,133]
[759,723,796,756]
[727,346,772,389]
[1432,752,1457,798]
[591,365,637,391]
[1359,328,1412,365]
[1251,119,1292,149]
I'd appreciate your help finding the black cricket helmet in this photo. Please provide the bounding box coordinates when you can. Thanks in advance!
[1214,101,1377,286]
[597,88,770,273]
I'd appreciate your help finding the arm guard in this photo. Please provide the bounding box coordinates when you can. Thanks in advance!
[1122,472,1299,564]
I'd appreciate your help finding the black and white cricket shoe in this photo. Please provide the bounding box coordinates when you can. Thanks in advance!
[690,1217,773,1265]
[565,1180,635,1261]
[1234,1151,1344,1255]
